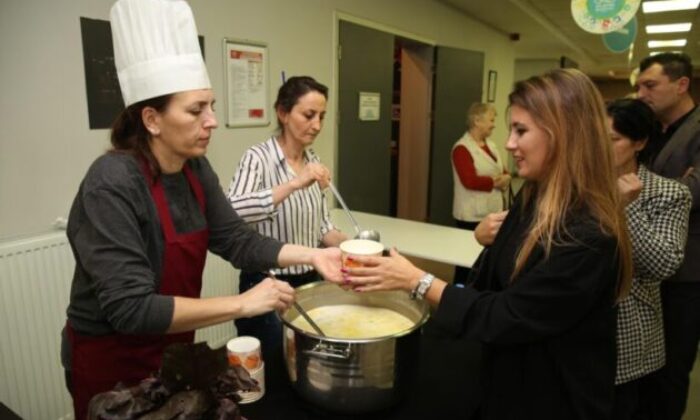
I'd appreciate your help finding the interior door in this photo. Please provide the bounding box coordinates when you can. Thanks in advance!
[397,43,434,222]
[337,21,394,216]
[428,47,484,226]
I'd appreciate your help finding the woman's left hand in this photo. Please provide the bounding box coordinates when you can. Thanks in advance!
[311,247,343,283]
[475,211,508,246]
[342,248,424,293]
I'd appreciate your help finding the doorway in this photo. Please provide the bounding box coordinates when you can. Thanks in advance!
[337,19,484,225]
[394,38,434,221]
[337,20,434,221]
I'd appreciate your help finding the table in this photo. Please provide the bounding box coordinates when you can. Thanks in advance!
[330,209,483,267]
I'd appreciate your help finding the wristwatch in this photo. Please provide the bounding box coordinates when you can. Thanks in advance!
[410,273,435,300]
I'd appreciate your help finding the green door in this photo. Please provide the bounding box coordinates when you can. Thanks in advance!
[337,21,394,216]
[429,47,484,226]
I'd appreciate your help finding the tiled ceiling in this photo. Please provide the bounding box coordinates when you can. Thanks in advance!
[439,0,700,79]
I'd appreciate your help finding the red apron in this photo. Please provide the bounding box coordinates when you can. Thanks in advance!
[67,163,209,420]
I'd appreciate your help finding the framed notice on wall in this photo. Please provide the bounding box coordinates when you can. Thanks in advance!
[223,38,270,128]
[358,92,381,121]
[487,70,498,103]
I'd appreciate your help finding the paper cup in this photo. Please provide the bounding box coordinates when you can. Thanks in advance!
[227,336,262,371]
[339,239,384,268]
[237,361,265,404]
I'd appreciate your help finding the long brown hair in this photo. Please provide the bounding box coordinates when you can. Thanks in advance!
[509,69,632,301]
[110,94,173,179]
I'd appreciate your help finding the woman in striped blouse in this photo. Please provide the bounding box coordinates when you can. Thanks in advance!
[227,76,346,358]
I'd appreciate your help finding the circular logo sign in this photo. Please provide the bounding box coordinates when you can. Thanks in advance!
[602,16,637,53]
[571,0,640,34]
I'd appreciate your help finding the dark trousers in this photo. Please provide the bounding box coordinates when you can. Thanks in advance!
[234,270,320,370]
[645,281,700,420]
[453,220,478,285]
[613,375,657,420]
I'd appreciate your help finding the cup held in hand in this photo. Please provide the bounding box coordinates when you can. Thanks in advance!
[340,239,384,268]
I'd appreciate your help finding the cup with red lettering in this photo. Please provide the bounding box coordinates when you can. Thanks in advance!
[227,336,262,371]
[340,239,384,268]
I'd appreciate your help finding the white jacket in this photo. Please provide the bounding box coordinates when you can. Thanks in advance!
[451,133,505,222]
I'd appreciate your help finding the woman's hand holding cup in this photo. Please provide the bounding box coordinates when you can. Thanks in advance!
[341,244,423,294]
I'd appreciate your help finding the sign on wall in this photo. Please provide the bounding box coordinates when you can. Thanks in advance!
[223,38,270,128]
[358,92,381,121]
[80,17,124,129]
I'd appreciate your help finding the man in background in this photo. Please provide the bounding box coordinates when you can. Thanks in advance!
[636,52,700,420]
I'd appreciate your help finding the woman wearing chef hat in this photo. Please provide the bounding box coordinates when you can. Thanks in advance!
[61,0,341,418]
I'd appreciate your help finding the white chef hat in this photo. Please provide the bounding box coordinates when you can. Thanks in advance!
[110,0,211,107]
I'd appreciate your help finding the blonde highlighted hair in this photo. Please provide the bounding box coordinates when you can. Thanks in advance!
[508,69,632,301]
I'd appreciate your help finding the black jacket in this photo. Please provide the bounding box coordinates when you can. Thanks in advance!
[433,196,620,420]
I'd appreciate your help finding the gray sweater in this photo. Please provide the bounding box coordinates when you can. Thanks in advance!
[65,152,283,338]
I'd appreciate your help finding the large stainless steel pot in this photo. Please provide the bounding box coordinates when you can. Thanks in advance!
[280,281,429,413]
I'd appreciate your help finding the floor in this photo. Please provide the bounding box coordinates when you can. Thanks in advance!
[406,256,700,419]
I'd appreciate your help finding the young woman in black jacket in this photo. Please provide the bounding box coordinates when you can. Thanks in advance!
[342,69,633,420]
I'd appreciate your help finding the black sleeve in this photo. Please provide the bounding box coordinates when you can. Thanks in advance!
[194,158,284,270]
[69,156,174,334]
[432,234,618,345]
[682,131,700,211]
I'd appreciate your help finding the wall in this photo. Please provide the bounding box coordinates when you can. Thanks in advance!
[593,78,635,102]
[0,0,516,240]
[514,58,559,83]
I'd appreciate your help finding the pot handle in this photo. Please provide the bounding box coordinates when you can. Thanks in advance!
[304,341,352,360]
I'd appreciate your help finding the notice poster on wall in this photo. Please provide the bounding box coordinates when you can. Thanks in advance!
[358,92,381,121]
[223,38,269,128]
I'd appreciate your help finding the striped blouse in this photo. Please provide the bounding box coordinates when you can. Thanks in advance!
[227,136,335,275]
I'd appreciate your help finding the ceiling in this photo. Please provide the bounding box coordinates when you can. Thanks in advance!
[438,0,700,79]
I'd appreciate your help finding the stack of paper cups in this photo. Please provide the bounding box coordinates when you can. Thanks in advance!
[226,336,265,403]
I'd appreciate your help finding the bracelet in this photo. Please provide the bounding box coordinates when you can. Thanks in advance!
[410,273,435,300]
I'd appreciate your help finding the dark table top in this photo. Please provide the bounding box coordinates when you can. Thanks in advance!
[239,320,483,420]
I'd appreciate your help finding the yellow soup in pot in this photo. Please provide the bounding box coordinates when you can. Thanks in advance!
[291,304,414,339]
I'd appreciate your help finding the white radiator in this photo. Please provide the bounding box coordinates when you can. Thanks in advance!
[0,232,238,420]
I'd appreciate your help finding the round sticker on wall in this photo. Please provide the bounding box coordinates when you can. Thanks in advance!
[602,16,637,53]
[571,0,641,34]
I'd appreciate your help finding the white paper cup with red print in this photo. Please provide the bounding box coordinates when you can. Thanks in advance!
[340,239,384,268]
[227,336,262,371]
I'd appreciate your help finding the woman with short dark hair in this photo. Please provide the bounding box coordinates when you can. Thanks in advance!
[227,75,346,361]
[606,98,691,419]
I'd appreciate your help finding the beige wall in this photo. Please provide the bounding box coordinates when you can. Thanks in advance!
[0,0,516,240]
[514,58,560,83]
[593,78,636,103]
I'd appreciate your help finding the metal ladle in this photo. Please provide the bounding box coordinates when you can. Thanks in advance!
[309,154,380,242]
[293,301,326,337]
[327,182,381,242]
